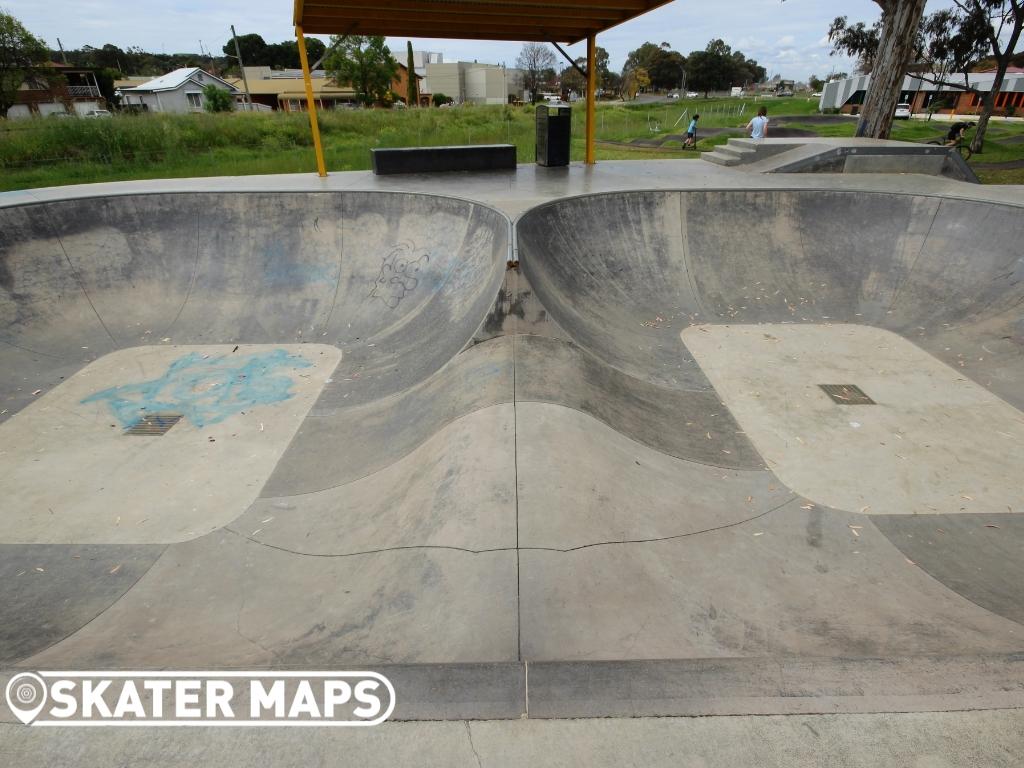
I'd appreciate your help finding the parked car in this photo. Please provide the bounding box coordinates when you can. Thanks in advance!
[811,91,823,98]
[686,91,699,98]
[83,109,112,119]
[894,103,912,119]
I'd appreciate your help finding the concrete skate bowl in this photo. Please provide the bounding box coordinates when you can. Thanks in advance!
[0,190,509,668]
[515,188,1024,699]
[2,183,1024,719]
[518,189,1024,407]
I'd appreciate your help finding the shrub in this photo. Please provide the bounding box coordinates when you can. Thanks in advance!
[202,85,235,113]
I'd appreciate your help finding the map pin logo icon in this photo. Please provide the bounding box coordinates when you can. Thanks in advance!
[5,673,48,725]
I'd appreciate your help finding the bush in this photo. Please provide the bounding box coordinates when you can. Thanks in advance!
[202,84,235,113]
[432,93,452,107]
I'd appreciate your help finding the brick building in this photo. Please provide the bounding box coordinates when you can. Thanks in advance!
[226,64,424,111]
[8,63,106,118]
[820,69,1024,117]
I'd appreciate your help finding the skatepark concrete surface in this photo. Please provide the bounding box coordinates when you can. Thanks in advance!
[2,161,1024,741]
[3,709,1024,768]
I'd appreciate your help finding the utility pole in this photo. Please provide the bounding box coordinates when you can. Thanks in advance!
[310,38,341,71]
[56,38,68,64]
[231,25,253,111]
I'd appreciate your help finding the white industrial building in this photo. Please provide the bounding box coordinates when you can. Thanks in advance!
[412,50,444,95]
[424,61,524,104]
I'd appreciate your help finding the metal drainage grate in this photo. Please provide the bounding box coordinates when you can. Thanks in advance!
[124,412,184,436]
[819,384,875,405]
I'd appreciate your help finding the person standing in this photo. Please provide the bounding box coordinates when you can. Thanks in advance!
[684,114,700,148]
[746,106,769,139]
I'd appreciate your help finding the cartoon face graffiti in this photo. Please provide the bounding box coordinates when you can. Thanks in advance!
[369,243,430,309]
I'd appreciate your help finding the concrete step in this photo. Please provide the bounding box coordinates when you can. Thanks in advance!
[727,138,761,151]
[701,150,742,167]
[716,143,757,160]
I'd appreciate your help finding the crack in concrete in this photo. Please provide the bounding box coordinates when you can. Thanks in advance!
[222,496,798,559]
[465,721,484,768]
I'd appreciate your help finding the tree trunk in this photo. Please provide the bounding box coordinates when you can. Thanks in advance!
[406,41,417,108]
[971,11,1023,154]
[972,73,1003,154]
[856,0,927,138]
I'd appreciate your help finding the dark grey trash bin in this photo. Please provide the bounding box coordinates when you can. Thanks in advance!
[536,102,571,167]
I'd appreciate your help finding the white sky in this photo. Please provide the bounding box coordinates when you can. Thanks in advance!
[6,0,959,82]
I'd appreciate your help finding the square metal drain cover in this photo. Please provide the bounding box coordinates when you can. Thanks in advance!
[819,384,875,405]
[124,412,184,436]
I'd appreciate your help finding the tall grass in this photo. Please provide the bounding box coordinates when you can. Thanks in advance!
[1,96,1020,190]
[0,111,314,168]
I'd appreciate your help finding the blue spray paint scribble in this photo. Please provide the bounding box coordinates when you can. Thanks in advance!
[82,349,312,428]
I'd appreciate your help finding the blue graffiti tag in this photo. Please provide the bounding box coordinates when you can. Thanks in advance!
[82,349,312,428]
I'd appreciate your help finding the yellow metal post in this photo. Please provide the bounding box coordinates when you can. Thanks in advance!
[296,24,327,177]
[585,34,597,165]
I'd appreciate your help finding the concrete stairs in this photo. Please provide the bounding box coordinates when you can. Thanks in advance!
[702,138,802,167]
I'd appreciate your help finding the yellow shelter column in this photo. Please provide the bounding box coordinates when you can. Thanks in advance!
[296,24,327,178]
[585,33,597,165]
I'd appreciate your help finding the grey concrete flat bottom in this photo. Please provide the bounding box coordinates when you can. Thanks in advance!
[1,164,1023,722]
[4,710,1024,768]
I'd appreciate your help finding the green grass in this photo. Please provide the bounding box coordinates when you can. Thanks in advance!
[1,97,1022,191]
[975,166,1024,184]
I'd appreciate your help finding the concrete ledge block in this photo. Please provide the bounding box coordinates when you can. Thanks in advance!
[371,145,517,175]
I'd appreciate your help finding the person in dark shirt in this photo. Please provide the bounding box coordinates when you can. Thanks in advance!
[946,121,974,145]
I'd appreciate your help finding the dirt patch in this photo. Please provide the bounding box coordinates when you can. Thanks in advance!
[625,126,816,148]
[772,114,859,125]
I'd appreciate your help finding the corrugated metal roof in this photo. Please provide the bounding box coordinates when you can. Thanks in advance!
[821,71,1024,110]
[128,68,238,93]
[225,77,357,97]
[294,0,675,44]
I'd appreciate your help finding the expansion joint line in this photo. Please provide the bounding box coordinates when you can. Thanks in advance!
[512,308,522,662]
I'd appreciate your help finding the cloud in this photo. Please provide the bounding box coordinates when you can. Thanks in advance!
[6,0,960,81]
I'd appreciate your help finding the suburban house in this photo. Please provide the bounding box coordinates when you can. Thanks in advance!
[820,68,1024,116]
[226,65,423,111]
[8,62,107,118]
[118,68,239,113]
